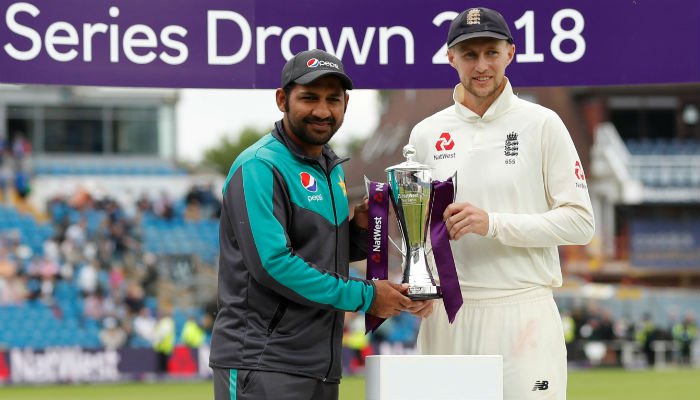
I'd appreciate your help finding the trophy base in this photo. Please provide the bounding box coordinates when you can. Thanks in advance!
[407,285,442,300]
[408,292,442,300]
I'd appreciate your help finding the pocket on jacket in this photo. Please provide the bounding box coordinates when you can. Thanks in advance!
[266,301,288,336]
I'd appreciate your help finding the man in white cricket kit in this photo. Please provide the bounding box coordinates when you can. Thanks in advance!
[408,7,595,400]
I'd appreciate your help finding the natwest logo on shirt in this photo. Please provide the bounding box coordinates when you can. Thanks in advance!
[574,161,587,190]
[574,161,586,181]
[435,132,455,151]
[434,132,456,161]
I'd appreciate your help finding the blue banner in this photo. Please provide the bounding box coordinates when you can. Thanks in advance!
[1,0,699,88]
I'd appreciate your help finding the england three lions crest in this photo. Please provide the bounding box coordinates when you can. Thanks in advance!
[504,132,519,168]
[504,132,519,157]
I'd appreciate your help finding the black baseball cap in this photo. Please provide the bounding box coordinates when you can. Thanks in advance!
[281,49,353,90]
[447,7,513,48]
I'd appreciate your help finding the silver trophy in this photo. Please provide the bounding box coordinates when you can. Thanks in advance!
[384,145,444,300]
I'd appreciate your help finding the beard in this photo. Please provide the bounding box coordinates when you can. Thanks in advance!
[286,105,341,146]
[290,117,338,145]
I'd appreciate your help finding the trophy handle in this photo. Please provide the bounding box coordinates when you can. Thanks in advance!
[388,236,406,256]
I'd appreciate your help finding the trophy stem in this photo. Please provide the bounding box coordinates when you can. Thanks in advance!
[403,247,441,300]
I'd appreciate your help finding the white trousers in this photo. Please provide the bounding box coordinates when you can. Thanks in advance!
[417,287,566,400]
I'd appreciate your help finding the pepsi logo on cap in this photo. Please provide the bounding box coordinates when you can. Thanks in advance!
[306,58,339,69]
[300,172,318,192]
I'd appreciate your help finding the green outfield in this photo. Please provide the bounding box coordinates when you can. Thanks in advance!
[1,369,698,399]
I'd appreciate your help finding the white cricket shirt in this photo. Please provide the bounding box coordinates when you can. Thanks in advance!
[409,79,594,299]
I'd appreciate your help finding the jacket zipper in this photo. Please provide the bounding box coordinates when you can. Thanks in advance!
[322,162,342,381]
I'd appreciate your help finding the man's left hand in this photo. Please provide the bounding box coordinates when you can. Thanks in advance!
[443,202,489,239]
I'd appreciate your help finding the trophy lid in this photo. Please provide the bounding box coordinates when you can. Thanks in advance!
[385,144,431,172]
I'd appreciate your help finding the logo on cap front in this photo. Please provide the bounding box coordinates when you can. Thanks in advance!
[306,58,339,69]
[466,8,481,25]
[300,172,318,192]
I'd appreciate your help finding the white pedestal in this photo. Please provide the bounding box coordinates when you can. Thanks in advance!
[365,355,502,400]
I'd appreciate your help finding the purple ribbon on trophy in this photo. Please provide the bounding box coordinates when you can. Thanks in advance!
[428,178,463,322]
[364,145,463,333]
[366,181,391,333]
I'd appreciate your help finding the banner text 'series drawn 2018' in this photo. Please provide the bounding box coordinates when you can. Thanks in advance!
[1,0,699,88]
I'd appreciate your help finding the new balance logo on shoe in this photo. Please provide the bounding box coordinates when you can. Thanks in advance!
[532,380,549,391]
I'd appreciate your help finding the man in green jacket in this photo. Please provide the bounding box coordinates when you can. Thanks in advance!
[210,49,424,400]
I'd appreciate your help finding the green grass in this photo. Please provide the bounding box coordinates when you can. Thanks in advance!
[566,369,700,400]
[0,369,698,399]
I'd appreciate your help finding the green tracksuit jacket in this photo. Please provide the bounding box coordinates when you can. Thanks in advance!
[209,120,374,382]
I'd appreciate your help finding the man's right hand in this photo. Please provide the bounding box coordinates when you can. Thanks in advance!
[367,281,412,318]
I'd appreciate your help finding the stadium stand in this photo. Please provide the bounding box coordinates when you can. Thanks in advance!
[0,177,220,353]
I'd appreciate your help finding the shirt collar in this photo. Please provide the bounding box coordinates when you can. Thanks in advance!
[452,77,514,122]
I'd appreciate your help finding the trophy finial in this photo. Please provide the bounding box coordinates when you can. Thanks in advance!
[386,144,429,173]
[403,144,416,161]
